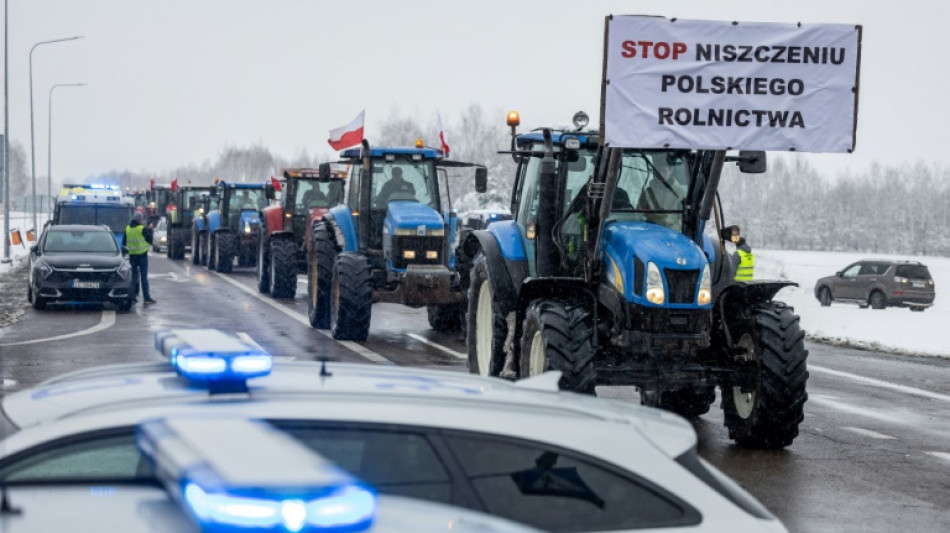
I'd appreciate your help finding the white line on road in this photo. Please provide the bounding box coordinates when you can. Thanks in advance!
[407,333,467,360]
[236,332,294,362]
[809,395,910,425]
[0,310,116,347]
[810,364,950,404]
[841,426,896,440]
[924,451,950,464]
[208,271,395,365]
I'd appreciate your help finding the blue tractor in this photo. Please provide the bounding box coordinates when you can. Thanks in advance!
[306,141,486,340]
[462,112,808,449]
[201,181,266,273]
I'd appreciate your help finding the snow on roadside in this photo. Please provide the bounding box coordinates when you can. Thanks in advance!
[0,210,33,274]
[757,249,949,358]
[0,211,33,329]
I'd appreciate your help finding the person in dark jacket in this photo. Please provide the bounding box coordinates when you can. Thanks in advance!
[125,212,157,304]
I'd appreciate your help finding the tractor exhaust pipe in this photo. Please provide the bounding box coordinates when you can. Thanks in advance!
[536,129,558,278]
[359,139,372,252]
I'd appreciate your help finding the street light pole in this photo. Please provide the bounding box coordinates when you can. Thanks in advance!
[48,83,85,219]
[3,0,10,261]
[29,35,82,236]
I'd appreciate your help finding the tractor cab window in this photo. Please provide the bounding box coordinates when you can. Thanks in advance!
[296,180,344,210]
[181,189,204,211]
[228,189,265,212]
[610,151,690,232]
[371,158,438,210]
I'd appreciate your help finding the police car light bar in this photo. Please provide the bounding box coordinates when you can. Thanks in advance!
[137,417,376,533]
[154,329,273,386]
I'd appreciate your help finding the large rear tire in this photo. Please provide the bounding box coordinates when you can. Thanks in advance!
[308,223,336,328]
[206,233,217,271]
[519,299,596,394]
[191,226,202,265]
[214,232,234,273]
[466,253,506,377]
[257,233,271,294]
[640,386,716,418]
[330,252,372,341]
[170,227,186,260]
[270,237,297,299]
[427,304,463,332]
[722,301,808,449]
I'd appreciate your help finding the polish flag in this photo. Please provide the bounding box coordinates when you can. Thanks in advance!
[328,111,365,151]
[270,176,282,192]
[437,113,451,155]
[171,178,178,192]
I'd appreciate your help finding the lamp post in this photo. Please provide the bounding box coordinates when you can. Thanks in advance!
[3,0,10,261]
[29,35,83,235]
[48,83,85,218]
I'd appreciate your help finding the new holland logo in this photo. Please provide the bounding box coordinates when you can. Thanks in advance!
[676,257,687,266]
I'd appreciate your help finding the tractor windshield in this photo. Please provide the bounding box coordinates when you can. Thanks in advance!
[609,150,690,231]
[228,189,266,212]
[296,180,344,210]
[371,158,438,210]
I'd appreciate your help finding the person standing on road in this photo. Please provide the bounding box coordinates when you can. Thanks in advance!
[125,212,157,304]
[725,225,755,282]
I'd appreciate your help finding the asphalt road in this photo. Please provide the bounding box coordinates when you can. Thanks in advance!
[1,253,948,532]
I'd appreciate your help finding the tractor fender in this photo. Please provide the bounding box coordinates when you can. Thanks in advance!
[260,205,286,236]
[327,205,358,251]
[463,230,524,312]
[314,214,345,252]
[715,280,798,348]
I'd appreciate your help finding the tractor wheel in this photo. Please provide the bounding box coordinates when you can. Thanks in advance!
[170,228,186,260]
[206,233,217,271]
[256,234,271,294]
[191,227,201,265]
[722,301,808,449]
[520,299,596,394]
[640,386,717,418]
[308,223,336,328]
[330,252,372,341]
[466,252,506,377]
[818,287,832,307]
[214,233,234,273]
[198,232,209,266]
[427,304,463,332]
[869,290,886,310]
[270,237,297,299]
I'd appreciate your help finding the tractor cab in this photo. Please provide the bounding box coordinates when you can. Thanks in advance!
[273,168,346,248]
[201,181,266,272]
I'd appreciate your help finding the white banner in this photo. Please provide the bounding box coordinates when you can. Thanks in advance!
[604,16,861,153]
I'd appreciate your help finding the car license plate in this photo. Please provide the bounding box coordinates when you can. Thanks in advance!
[73,281,100,289]
[912,282,925,288]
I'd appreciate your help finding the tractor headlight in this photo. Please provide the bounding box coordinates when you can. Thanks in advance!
[697,264,712,305]
[645,262,665,305]
[425,250,438,260]
[403,250,416,260]
[243,220,252,234]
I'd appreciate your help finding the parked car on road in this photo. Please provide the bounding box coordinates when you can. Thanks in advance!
[27,224,133,311]
[814,260,935,311]
[152,216,167,252]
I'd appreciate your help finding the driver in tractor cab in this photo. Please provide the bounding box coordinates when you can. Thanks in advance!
[637,155,688,229]
[238,190,256,211]
[376,167,416,205]
[302,187,327,209]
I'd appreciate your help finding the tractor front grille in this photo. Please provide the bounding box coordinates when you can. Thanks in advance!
[664,268,699,304]
[392,236,443,269]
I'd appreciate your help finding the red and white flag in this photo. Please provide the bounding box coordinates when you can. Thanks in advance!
[437,113,451,155]
[328,111,365,151]
[171,178,178,192]
[270,176,282,192]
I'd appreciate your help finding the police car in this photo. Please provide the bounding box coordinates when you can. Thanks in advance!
[51,184,135,247]
[0,330,785,532]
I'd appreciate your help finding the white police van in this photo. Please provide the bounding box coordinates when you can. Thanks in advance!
[0,330,785,532]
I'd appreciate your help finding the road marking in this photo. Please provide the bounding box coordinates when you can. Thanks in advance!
[810,364,950,404]
[149,272,189,282]
[841,426,896,440]
[924,451,950,464]
[236,332,294,361]
[0,310,116,347]
[208,271,394,365]
[407,333,466,360]
[809,395,909,425]
[1,379,18,388]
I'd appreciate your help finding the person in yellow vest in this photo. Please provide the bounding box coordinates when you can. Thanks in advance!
[125,212,157,304]
[726,225,755,282]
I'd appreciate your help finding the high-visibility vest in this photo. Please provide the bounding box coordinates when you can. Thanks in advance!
[125,225,149,255]
[735,248,755,281]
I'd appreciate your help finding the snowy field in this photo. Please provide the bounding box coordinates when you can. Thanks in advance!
[758,249,949,358]
[1,209,947,357]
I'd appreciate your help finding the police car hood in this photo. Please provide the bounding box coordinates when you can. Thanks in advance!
[385,201,444,234]
[39,252,124,269]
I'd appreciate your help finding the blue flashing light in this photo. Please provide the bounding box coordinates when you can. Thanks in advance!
[138,417,377,533]
[489,213,498,220]
[156,329,273,383]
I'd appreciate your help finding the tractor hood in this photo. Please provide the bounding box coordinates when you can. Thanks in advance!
[385,202,444,235]
[238,210,261,233]
[603,221,708,282]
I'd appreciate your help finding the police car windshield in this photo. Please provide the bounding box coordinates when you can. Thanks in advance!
[59,205,133,234]
[43,230,118,254]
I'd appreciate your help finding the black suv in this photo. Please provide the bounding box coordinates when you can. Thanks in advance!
[28,225,134,311]
[814,260,935,311]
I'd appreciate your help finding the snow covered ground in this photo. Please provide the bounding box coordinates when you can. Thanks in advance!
[757,249,949,358]
[0,210,34,273]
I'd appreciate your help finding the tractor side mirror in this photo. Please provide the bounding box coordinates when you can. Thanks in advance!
[319,163,331,181]
[265,184,275,200]
[475,167,488,193]
[737,151,766,174]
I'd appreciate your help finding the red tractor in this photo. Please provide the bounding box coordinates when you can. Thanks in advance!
[257,168,346,298]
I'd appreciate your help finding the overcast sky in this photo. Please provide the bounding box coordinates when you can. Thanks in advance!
[2,0,946,181]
